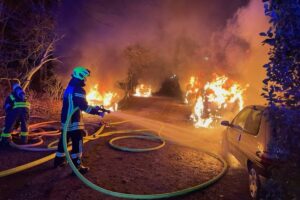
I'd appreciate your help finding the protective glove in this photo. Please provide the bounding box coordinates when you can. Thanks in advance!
[95,105,104,110]
[94,105,100,110]
[98,111,105,118]
[95,105,111,116]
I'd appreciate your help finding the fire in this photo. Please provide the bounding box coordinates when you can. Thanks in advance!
[86,84,118,112]
[191,96,214,128]
[189,74,247,128]
[102,91,118,111]
[133,84,152,97]
[184,76,200,104]
[189,76,196,87]
[86,84,102,104]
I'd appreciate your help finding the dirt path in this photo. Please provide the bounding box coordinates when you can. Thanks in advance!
[0,121,225,200]
[111,112,222,153]
[0,96,251,200]
[111,96,251,200]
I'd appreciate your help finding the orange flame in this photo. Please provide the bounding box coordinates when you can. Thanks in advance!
[86,84,102,104]
[189,74,247,128]
[133,84,152,97]
[86,84,118,111]
[184,76,200,104]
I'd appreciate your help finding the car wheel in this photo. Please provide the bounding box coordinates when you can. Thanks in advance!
[248,166,261,200]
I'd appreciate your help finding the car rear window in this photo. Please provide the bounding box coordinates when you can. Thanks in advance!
[244,109,263,135]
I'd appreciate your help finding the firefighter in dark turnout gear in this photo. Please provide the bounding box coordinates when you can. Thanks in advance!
[54,67,104,174]
[1,83,30,145]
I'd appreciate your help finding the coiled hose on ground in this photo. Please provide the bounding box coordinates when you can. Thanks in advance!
[0,111,228,199]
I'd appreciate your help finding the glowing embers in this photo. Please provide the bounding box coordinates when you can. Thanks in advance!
[189,74,247,128]
[86,84,118,111]
[133,84,152,97]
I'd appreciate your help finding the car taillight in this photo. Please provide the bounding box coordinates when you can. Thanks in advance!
[260,152,277,164]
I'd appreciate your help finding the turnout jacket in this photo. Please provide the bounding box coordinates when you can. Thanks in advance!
[3,89,30,113]
[61,77,99,131]
[1,87,30,139]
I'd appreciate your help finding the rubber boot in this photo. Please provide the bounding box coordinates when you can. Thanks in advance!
[20,136,28,144]
[53,156,66,168]
[72,158,89,174]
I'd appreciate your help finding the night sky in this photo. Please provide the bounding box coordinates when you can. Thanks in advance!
[55,0,268,104]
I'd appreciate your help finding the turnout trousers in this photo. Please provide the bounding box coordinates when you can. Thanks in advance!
[56,129,85,159]
[1,108,29,143]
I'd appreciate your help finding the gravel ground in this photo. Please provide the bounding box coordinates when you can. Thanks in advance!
[0,96,251,200]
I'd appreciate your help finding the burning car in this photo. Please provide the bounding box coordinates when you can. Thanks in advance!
[86,84,119,112]
[184,76,201,105]
[189,74,247,128]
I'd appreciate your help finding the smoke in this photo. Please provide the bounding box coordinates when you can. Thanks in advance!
[209,0,269,105]
[55,0,269,105]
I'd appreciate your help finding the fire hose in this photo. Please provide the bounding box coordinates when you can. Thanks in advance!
[63,107,228,199]
[0,117,142,177]
[0,110,228,199]
[9,120,61,152]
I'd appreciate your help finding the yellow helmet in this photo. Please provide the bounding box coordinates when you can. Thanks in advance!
[72,66,90,80]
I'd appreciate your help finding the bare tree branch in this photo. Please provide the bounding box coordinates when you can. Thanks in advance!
[0,1,61,91]
[22,40,60,90]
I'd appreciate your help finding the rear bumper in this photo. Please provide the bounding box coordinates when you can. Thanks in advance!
[252,157,280,178]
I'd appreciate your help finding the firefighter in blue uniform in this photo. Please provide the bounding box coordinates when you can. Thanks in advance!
[1,83,30,145]
[54,67,105,174]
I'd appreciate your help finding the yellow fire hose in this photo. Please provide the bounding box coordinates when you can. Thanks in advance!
[0,115,157,177]
[0,120,136,177]
[0,110,228,199]
[62,107,228,199]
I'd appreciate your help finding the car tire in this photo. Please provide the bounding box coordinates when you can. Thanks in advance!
[248,165,261,200]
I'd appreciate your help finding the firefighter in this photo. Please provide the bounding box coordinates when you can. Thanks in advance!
[1,83,30,145]
[54,66,105,174]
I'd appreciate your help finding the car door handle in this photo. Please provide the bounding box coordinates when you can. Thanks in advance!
[237,133,241,141]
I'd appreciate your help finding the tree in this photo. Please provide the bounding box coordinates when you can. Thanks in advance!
[0,0,61,91]
[261,0,300,155]
[117,44,149,97]
[261,1,300,198]
[156,75,183,99]
[261,0,300,109]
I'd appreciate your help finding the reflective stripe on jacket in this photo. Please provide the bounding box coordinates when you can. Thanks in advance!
[3,93,29,113]
[61,78,99,131]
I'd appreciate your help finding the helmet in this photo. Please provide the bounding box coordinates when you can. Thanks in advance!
[12,83,25,100]
[12,83,22,91]
[72,66,90,80]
